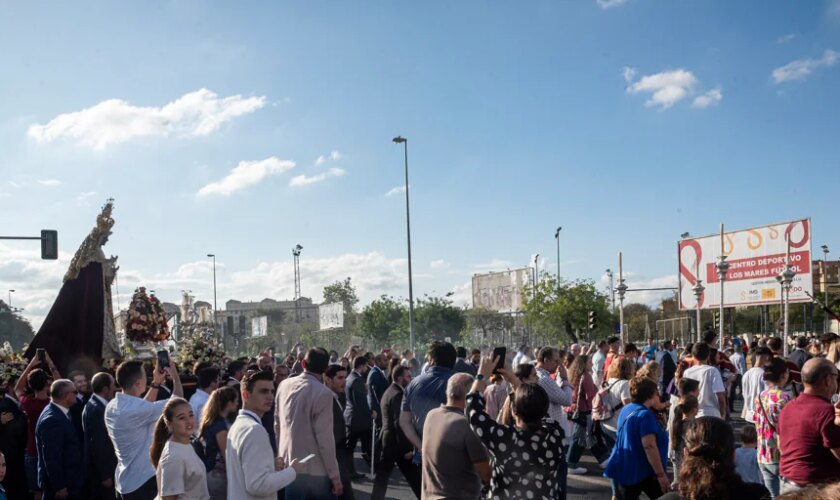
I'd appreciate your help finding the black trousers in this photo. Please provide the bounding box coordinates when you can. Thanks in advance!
[617,475,664,500]
[346,429,372,471]
[117,476,157,500]
[370,444,421,500]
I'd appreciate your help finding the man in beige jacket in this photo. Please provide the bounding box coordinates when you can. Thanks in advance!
[275,347,343,499]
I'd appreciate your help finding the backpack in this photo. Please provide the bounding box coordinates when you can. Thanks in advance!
[592,380,623,422]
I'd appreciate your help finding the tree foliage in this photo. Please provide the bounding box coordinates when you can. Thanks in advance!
[0,301,35,351]
[414,294,466,343]
[522,276,614,344]
[322,277,359,313]
[360,295,407,346]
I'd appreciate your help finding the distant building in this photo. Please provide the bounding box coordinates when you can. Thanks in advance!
[217,297,319,341]
[813,260,840,295]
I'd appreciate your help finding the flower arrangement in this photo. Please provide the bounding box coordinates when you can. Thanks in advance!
[0,341,29,383]
[125,287,171,343]
[177,325,228,375]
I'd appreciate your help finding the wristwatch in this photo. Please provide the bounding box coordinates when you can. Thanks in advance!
[476,374,485,382]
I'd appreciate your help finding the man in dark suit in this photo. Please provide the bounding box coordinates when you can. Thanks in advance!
[371,365,421,499]
[453,346,477,375]
[35,379,85,500]
[366,354,389,426]
[82,372,118,500]
[324,364,354,499]
[344,355,373,479]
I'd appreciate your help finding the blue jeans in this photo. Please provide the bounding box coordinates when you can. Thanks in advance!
[284,474,334,500]
[759,462,780,498]
[566,415,610,467]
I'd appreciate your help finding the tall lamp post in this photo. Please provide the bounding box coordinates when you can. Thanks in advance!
[692,265,705,343]
[606,269,615,311]
[715,224,729,351]
[207,254,218,341]
[392,136,416,354]
[822,245,831,333]
[779,244,796,356]
[616,253,628,344]
[554,227,562,284]
[7,290,13,310]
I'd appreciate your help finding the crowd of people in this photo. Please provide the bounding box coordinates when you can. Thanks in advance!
[2,331,840,499]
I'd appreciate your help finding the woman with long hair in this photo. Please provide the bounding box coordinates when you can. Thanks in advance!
[754,358,793,498]
[566,354,611,472]
[601,358,636,443]
[497,362,539,425]
[150,397,209,500]
[603,377,670,499]
[199,386,239,499]
[660,417,770,499]
[668,395,698,487]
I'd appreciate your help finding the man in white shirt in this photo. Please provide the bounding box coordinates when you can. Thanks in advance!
[682,343,726,418]
[105,359,182,500]
[511,344,531,371]
[189,366,219,430]
[728,345,747,410]
[534,347,582,476]
[741,346,772,422]
[227,369,299,500]
[591,340,608,387]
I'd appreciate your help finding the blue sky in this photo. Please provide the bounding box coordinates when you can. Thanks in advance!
[1,0,839,328]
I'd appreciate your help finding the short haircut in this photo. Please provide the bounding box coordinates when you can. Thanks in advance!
[446,373,474,402]
[471,348,481,355]
[663,340,673,350]
[537,347,556,363]
[241,369,274,394]
[677,377,700,396]
[324,364,347,379]
[607,336,620,345]
[197,367,221,389]
[427,341,457,369]
[802,358,837,386]
[767,337,783,352]
[703,331,717,345]
[68,370,85,381]
[228,360,246,376]
[116,360,145,389]
[91,372,114,394]
[353,355,368,370]
[304,348,330,374]
[597,340,607,348]
[49,379,75,400]
[753,346,772,357]
[629,377,658,404]
[515,363,536,381]
[623,343,638,355]
[796,336,808,349]
[740,424,757,445]
[762,358,788,384]
[27,368,51,392]
[692,342,710,362]
[391,365,409,380]
[456,346,468,358]
[194,361,213,375]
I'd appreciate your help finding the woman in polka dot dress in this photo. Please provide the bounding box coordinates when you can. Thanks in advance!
[466,354,566,499]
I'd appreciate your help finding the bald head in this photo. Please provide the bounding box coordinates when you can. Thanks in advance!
[802,358,838,398]
[446,373,475,407]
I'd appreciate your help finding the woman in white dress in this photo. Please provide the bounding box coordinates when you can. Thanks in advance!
[150,397,210,500]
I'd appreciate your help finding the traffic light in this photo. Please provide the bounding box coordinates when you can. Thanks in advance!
[40,230,58,260]
[588,311,597,330]
[713,310,720,329]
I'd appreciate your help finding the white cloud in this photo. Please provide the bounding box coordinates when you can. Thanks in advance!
[385,185,406,197]
[627,69,699,109]
[289,167,345,187]
[691,87,723,108]
[330,151,342,161]
[430,259,450,270]
[597,0,629,9]
[777,33,796,44]
[314,155,326,166]
[36,179,61,187]
[448,281,473,308]
[76,191,97,204]
[28,88,266,150]
[197,157,295,197]
[771,50,839,83]
[473,259,514,271]
[626,69,721,110]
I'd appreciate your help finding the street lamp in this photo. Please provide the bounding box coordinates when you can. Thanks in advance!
[7,290,13,310]
[606,269,615,311]
[692,277,705,343]
[715,225,729,351]
[822,245,831,333]
[393,136,416,353]
[207,254,218,341]
[779,264,796,356]
[554,227,562,285]
[617,252,628,344]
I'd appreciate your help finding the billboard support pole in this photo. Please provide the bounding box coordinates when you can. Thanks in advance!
[780,238,796,356]
[715,224,730,352]
[616,252,628,345]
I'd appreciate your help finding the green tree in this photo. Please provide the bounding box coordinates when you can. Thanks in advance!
[414,294,466,344]
[360,296,407,346]
[0,301,35,350]
[522,276,614,344]
[622,303,656,341]
[322,277,359,313]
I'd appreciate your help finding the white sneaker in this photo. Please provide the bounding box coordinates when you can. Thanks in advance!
[568,466,587,475]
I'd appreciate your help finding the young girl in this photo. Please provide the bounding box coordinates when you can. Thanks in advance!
[669,395,699,487]
[199,386,239,500]
[151,397,209,500]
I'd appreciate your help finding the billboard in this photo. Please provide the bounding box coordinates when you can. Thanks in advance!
[319,302,344,329]
[251,316,268,337]
[472,267,532,313]
[678,219,813,310]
